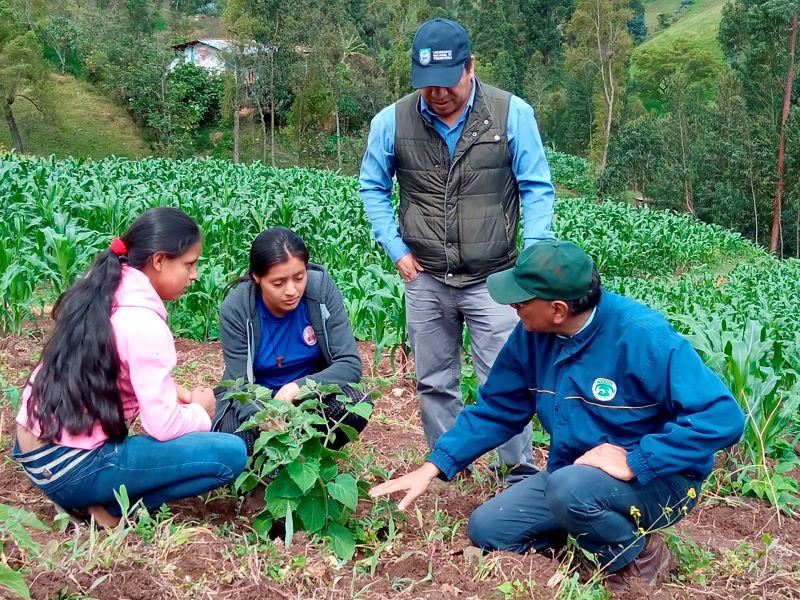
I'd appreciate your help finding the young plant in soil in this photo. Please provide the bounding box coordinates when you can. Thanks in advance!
[0,503,49,599]
[222,379,377,562]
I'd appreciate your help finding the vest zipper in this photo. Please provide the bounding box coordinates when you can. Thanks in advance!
[443,153,455,279]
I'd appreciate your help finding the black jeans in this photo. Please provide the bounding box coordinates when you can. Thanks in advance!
[214,384,371,455]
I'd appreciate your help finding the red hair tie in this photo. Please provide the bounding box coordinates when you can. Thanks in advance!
[110,237,128,256]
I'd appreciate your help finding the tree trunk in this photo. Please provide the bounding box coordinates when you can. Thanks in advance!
[4,99,24,153]
[796,199,799,258]
[270,55,276,167]
[233,75,241,163]
[601,82,614,173]
[770,13,797,254]
[335,107,342,171]
[258,100,267,164]
[678,114,694,214]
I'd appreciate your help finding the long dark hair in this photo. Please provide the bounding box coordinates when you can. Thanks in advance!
[225,227,310,294]
[28,207,201,442]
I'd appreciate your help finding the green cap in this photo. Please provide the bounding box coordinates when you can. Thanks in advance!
[486,240,594,304]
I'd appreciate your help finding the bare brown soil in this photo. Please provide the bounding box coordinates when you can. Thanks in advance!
[1,330,798,599]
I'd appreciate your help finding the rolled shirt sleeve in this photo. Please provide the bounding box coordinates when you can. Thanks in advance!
[359,104,411,264]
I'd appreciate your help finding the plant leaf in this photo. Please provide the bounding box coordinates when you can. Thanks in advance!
[284,501,294,548]
[0,565,30,600]
[326,523,355,562]
[326,473,358,510]
[287,457,320,494]
[297,495,326,533]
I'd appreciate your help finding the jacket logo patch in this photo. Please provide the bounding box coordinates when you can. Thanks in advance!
[592,378,617,402]
[303,325,317,346]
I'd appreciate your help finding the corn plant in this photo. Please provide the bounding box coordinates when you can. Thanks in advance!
[679,310,800,514]
[37,213,97,296]
[2,149,800,517]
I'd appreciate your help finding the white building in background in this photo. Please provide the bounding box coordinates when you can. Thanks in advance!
[169,38,275,81]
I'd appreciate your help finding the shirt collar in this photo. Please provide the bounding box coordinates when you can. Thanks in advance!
[556,306,597,340]
[418,77,476,129]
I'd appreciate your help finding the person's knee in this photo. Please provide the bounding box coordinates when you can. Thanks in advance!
[467,503,498,550]
[214,434,248,482]
[545,465,605,525]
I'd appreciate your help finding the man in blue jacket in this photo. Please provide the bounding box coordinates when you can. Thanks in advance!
[370,240,745,589]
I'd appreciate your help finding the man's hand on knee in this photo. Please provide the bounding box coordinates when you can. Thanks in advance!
[368,461,441,510]
[574,443,634,481]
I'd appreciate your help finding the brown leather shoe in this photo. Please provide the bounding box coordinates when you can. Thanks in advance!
[604,534,672,592]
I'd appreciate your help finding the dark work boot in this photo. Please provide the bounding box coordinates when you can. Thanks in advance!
[604,533,672,592]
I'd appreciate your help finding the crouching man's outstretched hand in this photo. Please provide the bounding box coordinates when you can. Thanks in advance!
[368,462,441,511]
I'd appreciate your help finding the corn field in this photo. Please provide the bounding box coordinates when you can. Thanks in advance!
[1,151,799,512]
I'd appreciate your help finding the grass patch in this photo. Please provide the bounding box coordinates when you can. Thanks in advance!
[0,73,148,160]
[639,0,728,63]
[644,0,684,30]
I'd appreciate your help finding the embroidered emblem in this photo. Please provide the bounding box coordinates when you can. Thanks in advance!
[591,378,617,402]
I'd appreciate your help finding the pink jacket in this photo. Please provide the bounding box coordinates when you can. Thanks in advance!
[16,266,211,449]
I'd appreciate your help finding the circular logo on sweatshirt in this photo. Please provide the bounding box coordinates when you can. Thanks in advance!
[592,378,617,402]
[303,325,317,346]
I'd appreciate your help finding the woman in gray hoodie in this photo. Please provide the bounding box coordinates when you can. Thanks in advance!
[213,227,368,454]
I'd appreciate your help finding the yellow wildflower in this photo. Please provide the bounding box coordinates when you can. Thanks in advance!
[687,487,697,499]
[629,506,641,518]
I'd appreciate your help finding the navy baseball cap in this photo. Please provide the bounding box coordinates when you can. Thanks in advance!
[411,18,472,89]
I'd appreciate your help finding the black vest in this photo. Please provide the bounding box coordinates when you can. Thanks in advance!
[394,80,519,287]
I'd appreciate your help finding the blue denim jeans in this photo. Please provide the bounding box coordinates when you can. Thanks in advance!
[467,465,701,571]
[13,432,247,517]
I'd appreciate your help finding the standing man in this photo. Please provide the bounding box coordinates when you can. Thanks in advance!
[359,18,555,481]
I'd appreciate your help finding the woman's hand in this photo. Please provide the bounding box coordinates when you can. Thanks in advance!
[274,382,301,403]
[176,384,192,404]
[190,386,216,418]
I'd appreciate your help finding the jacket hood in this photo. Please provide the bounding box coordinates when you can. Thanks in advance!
[113,265,168,321]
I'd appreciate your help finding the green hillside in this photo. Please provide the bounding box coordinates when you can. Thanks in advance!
[0,73,148,160]
[644,0,684,29]
[641,0,728,62]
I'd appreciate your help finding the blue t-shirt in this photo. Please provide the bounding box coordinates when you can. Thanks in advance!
[254,296,322,394]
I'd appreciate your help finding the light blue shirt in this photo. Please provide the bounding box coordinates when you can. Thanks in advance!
[557,307,597,339]
[359,79,556,264]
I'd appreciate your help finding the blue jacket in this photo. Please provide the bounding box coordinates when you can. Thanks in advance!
[429,291,745,485]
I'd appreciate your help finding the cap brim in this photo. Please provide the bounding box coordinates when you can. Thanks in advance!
[411,63,464,89]
[486,269,536,305]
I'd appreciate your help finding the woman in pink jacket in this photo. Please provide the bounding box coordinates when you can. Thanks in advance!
[14,207,247,528]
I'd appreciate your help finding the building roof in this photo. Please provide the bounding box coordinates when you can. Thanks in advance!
[171,38,275,54]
